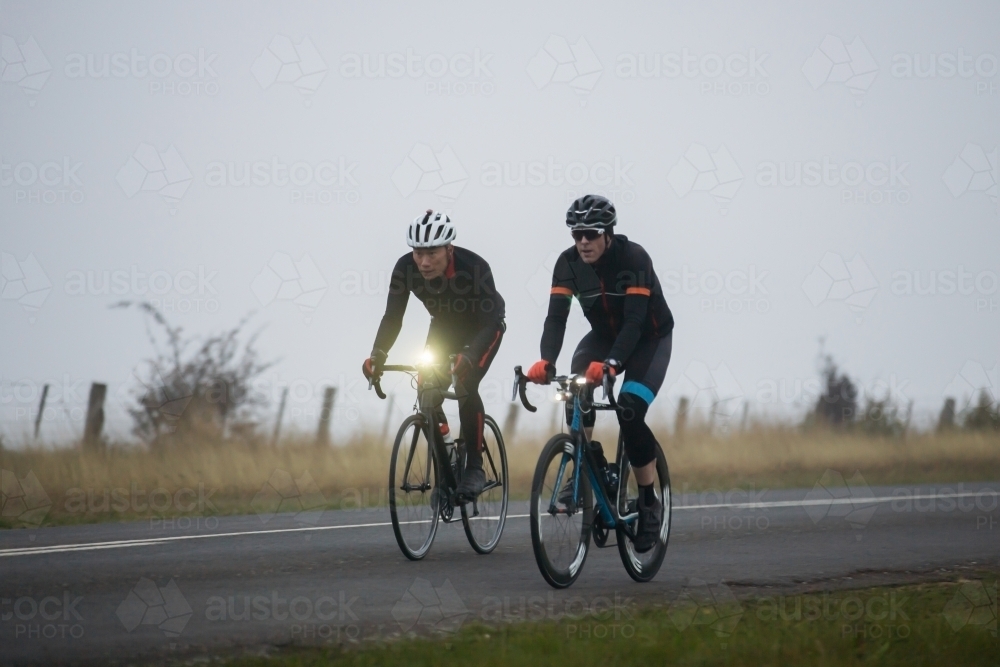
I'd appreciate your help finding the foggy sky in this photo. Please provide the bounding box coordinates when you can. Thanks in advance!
[2,1,998,444]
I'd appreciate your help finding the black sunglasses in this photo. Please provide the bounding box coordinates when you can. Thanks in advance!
[571,228,605,242]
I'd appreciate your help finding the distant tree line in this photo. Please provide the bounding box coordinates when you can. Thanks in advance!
[807,353,998,436]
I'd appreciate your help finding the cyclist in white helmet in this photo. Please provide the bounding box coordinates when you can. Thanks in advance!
[363,210,506,500]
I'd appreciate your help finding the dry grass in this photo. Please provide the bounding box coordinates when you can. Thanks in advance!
[1,424,997,527]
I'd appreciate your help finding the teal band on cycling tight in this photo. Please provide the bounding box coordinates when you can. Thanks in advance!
[620,380,655,405]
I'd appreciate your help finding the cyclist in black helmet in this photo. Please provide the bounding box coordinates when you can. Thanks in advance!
[363,210,506,501]
[525,194,674,553]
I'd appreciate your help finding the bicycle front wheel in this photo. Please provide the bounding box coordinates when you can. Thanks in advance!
[530,433,593,588]
[461,415,509,554]
[616,434,671,582]
[389,414,440,560]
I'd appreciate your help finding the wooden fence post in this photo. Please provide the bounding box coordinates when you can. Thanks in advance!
[271,386,288,447]
[675,397,689,440]
[83,382,107,451]
[34,383,49,441]
[503,402,519,444]
[317,386,336,447]
[380,393,395,443]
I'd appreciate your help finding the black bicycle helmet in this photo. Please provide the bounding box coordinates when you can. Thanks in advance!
[566,194,617,229]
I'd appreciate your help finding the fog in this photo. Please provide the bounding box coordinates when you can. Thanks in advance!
[2,1,997,444]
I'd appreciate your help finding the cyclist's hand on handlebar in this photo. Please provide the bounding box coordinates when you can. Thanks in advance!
[526,360,554,384]
[585,361,616,385]
[363,349,387,380]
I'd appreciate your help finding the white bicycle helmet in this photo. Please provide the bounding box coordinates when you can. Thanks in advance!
[407,209,456,248]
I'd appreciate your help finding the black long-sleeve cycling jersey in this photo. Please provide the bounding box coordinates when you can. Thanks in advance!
[373,246,506,363]
[540,234,673,365]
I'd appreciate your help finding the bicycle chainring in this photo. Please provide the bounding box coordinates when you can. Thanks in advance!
[593,519,610,547]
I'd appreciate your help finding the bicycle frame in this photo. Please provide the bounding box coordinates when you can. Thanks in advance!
[553,385,639,539]
[512,366,639,539]
[373,363,502,517]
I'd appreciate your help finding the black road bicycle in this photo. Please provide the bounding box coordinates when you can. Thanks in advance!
[513,364,671,588]
[370,358,509,560]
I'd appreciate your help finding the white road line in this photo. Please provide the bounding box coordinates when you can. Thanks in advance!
[0,491,992,558]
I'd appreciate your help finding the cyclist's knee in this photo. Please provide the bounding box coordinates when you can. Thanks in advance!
[617,392,658,467]
[617,391,650,425]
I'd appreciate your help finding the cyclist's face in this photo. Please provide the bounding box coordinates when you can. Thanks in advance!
[413,245,452,279]
[575,231,610,264]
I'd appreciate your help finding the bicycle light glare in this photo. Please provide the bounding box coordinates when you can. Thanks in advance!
[420,349,435,365]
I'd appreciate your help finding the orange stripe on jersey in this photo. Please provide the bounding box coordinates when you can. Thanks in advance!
[626,287,651,296]
[550,286,574,296]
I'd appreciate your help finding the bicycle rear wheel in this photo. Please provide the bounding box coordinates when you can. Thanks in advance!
[462,415,508,554]
[389,414,440,560]
[530,433,593,588]
[616,433,671,582]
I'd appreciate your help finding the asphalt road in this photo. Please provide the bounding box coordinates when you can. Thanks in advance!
[2,481,998,665]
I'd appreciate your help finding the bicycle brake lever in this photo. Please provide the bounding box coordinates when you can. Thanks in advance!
[602,363,617,409]
[512,366,537,412]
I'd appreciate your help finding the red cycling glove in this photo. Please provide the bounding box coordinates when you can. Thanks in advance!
[585,361,615,385]
[526,360,554,384]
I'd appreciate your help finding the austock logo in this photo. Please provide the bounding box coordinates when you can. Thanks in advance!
[0,34,52,100]
[942,143,998,213]
[803,469,878,538]
[251,469,327,525]
[664,360,745,426]
[1,156,85,205]
[802,35,878,106]
[64,47,219,96]
[0,252,52,320]
[250,252,328,324]
[252,35,327,96]
[392,578,469,634]
[615,48,770,97]
[667,143,743,213]
[340,48,494,97]
[527,35,602,104]
[802,252,879,322]
[392,143,468,202]
[114,364,194,425]
[668,579,744,645]
[1,591,85,640]
[116,578,192,637]
[756,156,911,205]
[943,581,997,635]
[892,49,999,95]
[943,361,999,412]
[1,469,52,527]
[116,144,193,211]
[204,156,360,205]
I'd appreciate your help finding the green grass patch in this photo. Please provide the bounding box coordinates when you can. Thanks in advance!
[222,580,997,667]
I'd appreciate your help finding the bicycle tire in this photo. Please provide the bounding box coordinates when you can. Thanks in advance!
[530,433,594,588]
[389,414,440,560]
[461,415,509,554]
[616,437,671,582]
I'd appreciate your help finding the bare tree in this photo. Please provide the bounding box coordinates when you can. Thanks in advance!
[114,302,274,447]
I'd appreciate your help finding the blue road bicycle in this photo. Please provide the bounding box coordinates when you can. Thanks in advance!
[513,364,671,588]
